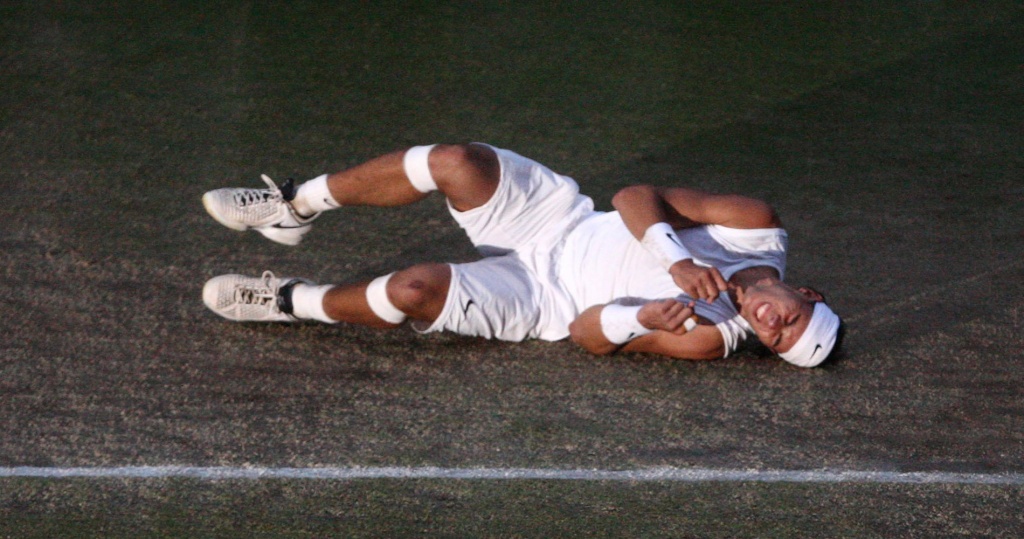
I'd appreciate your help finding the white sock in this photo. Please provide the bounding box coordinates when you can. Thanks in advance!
[290,283,337,323]
[292,174,339,216]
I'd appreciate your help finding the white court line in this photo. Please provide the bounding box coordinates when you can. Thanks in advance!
[2,466,1023,485]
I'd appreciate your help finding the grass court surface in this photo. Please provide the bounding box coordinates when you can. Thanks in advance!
[2,1,1023,536]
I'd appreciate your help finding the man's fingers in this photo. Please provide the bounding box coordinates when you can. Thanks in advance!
[710,269,728,299]
[639,299,698,335]
[694,270,723,302]
[708,270,727,299]
[650,300,681,331]
[699,276,719,302]
[678,301,698,334]
[668,308,693,334]
[660,300,696,334]
[696,280,712,301]
[658,300,683,321]
[667,303,700,334]
[712,267,728,292]
[671,264,728,303]
[664,299,685,314]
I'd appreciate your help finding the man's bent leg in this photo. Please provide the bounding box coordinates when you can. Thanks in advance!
[316,143,500,212]
[421,143,500,212]
[312,150,428,209]
[203,263,452,330]
[203,144,502,244]
[317,263,452,328]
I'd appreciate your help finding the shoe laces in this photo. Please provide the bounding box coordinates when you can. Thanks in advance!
[234,270,281,310]
[232,176,283,207]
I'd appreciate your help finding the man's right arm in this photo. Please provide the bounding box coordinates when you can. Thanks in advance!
[611,184,781,234]
[611,184,780,302]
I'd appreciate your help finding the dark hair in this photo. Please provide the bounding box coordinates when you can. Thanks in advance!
[804,285,828,304]
[820,320,846,366]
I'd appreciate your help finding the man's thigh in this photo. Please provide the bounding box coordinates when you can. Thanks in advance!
[448,145,595,257]
[413,255,542,342]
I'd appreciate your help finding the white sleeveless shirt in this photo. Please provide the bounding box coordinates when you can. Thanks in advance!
[553,211,789,356]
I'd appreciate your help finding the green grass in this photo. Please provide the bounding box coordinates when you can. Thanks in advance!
[2,1,1023,537]
[3,478,1022,538]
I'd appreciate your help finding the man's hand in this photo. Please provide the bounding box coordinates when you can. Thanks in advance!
[668,259,728,303]
[637,298,698,335]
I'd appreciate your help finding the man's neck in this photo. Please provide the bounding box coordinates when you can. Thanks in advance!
[727,266,781,307]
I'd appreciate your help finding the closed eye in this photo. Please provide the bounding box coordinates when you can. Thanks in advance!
[775,314,803,351]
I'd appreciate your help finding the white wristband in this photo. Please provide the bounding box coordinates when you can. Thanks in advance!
[641,222,692,270]
[600,304,652,345]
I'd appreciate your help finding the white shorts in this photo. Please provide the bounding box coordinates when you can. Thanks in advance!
[416,145,594,341]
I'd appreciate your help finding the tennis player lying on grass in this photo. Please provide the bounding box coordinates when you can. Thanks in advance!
[202,143,842,367]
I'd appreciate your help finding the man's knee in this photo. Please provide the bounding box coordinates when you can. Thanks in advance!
[429,144,499,211]
[430,144,497,180]
[387,263,451,319]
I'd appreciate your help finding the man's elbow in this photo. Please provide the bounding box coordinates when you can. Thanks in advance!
[611,184,658,212]
[568,319,619,356]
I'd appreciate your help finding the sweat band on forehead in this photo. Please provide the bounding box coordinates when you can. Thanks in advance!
[779,302,840,367]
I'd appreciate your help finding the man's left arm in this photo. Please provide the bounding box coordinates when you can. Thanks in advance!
[568,299,725,360]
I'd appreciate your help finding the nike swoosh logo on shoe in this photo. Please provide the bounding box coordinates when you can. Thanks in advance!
[271,223,311,229]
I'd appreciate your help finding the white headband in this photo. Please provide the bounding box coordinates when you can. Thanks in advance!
[779,302,840,367]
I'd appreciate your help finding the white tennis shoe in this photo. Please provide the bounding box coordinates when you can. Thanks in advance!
[203,271,307,322]
[202,175,318,246]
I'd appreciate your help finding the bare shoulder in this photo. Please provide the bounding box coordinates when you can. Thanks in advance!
[710,193,782,229]
[654,188,782,230]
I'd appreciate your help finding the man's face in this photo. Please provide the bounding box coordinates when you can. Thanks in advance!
[737,280,820,354]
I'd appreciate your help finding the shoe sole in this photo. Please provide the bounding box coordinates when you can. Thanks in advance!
[202,191,249,231]
[257,225,307,246]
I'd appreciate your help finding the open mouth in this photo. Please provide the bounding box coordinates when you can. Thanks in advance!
[755,302,771,322]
